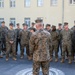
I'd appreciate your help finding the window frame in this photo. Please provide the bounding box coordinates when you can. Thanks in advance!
[24,18,31,27]
[10,18,16,27]
[37,0,43,7]
[0,0,4,8]
[24,0,31,7]
[10,0,16,8]
[69,0,75,5]
[50,0,57,6]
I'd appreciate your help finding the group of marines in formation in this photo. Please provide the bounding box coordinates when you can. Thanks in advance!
[0,18,75,75]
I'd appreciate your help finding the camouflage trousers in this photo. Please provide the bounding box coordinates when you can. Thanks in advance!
[6,42,16,58]
[21,44,30,56]
[62,42,72,59]
[50,44,58,58]
[33,61,50,75]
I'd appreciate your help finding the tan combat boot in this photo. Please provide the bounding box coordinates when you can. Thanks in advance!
[50,58,53,62]
[0,55,3,58]
[20,55,24,59]
[13,57,17,61]
[55,58,58,62]
[60,59,65,63]
[68,59,72,64]
[6,58,9,61]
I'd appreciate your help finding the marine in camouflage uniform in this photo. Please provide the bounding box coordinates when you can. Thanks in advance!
[19,23,30,59]
[28,22,36,31]
[60,22,72,64]
[29,21,52,75]
[44,24,51,33]
[50,25,59,62]
[15,23,22,55]
[71,21,75,62]
[57,23,62,56]
[0,27,3,58]
[6,23,16,61]
[71,26,75,62]
[1,21,8,54]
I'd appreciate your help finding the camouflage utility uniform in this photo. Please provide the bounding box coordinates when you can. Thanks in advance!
[19,29,30,58]
[1,26,8,53]
[50,30,59,62]
[29,29,52,75]
[60,29,72,63]
[6,29,16,60]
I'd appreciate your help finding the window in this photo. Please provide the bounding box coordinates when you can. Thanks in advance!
[70,0,75,4]
[51,0,57,6]
[24,0,31,7]
[24,18,30,27]
[10,0,15,7]
[0,18,4,26]
[0,0,4,8]
[37,0,43,7]
[10,18,16,27]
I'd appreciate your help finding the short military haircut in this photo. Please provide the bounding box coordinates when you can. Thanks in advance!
[22,23,28,26]
[1,21,5,23]
[64,22,68,26]
[32,22,35,25]
[46,24,51,27]
[16,23,20,26]
[52,25,56,31]
[30,27,36,32]
[58,23,62,26]
[9,23,13,26]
